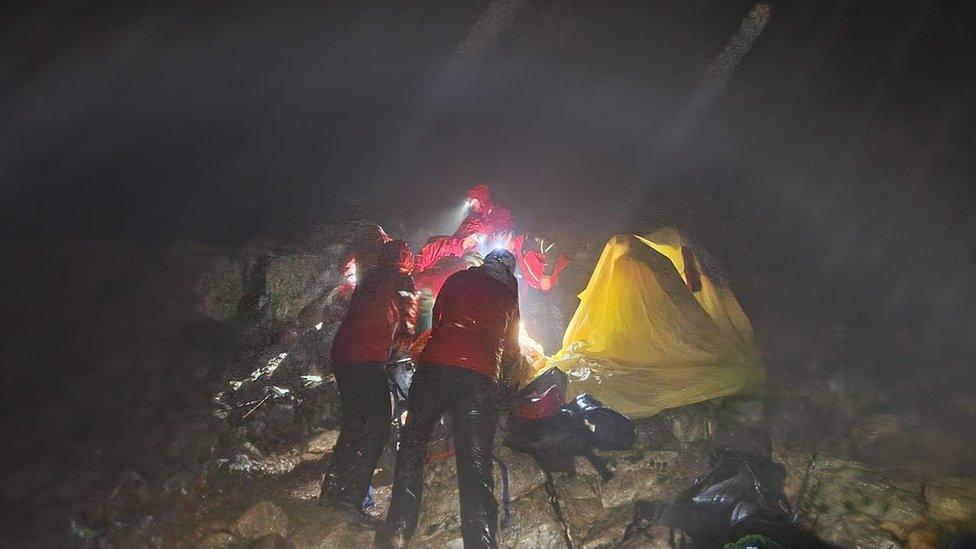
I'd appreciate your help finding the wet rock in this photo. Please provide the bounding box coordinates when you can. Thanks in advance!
[498,486,566,548]
[256,254,332,325]
[224,447,306,477]
[665,404,715,443]
[286,503,376,548]
[303,430,340,458]
[247,533,295,548]
[815,519,902,549]
[770,440,814,504]
[413,459,464,545]
[577,506,636,548]
[410,449,554,547]
[196,256,247,322]
[554,472,608,541]
[234,500,290,540]
[720,397,766,427]
[496,445,547,501]
[599,450,709,509]
[110,469,153,511]
[798,456,926,544]
[616,523,690,548]
[925,477,976,527]
[198,531,238,548]
[904,529,943,549]
[161,468,205,498]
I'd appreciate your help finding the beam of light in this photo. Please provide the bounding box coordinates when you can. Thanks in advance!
[456,0,526,57]
[671,3,772,143]
[702,3,772,87]
[518,320,546,357]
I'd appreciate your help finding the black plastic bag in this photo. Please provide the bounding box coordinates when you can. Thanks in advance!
[566,393,637,451]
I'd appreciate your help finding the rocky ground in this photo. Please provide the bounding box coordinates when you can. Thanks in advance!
[2,230,975,548]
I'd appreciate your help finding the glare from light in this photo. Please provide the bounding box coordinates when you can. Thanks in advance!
[518,320,545,357]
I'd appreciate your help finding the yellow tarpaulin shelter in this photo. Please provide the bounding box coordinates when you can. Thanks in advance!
[521,229,764,417]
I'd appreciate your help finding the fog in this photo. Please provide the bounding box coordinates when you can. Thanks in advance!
[2,2,975,545]
[4,1,973,361]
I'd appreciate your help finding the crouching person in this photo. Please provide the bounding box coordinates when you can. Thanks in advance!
[320,240,418,519]
[377,249,521,549]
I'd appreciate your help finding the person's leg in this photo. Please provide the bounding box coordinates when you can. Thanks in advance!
[381,365,448,543]
[321,364,392,509]
[450,369,499,549]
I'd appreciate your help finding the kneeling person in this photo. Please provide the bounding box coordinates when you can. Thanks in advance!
[321,240,418,515]
[379,249,521,549]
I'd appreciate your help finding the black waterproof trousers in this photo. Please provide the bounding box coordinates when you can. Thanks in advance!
[384,364,499,548]
[320,363,392,510]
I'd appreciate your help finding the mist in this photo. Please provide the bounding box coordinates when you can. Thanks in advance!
[1,1,974,545]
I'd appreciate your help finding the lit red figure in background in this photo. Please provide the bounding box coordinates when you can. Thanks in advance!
[414,185,514,274]
[510,234,569,292]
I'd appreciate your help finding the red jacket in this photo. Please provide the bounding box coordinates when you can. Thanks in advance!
[330,266,418,365]
[419,266,521,379]
[512,234,569,291]
[415,235,469,273]
[413,254,468,296]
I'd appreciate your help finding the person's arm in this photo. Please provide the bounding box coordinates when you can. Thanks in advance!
[415,236,469,273]
[394,276,419,347]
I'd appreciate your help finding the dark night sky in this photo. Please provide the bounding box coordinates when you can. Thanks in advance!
[2,1,974,348]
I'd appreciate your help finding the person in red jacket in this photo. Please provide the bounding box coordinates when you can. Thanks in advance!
[377,249,522,549]
[320,239,418,517]
[414,184,514,274]
[456,184,514,240]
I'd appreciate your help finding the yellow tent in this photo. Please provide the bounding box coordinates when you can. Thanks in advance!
[520,229,764,417]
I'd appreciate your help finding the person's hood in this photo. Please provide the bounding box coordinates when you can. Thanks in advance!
[379,239,415,274]
[466,184,492,208]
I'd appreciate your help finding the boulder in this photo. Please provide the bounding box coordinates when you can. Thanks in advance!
[598,450,709,509]
[498,486,567,548]
[665,404,714,443]
[286,503,375,548]
[233,500,290,540]
[797,456,926,544]
[303,430,340,458]
[904,529,944,549]
[247,533,295,548]
[495,445,547,501]
[577,506,636,548]
[925,477,976,528]
[195,255,247,322]
[198,531,238,548]
[257,254,332,325]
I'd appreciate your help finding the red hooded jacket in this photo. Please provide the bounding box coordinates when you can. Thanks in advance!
[331,241,418,366]
[512,234,569,291]
[419,264,521,379]
[414,185,515,277]
[455,184,514,239]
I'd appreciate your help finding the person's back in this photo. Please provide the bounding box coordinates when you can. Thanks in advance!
[420,266,519,378]
[379,250,521,549]
[331,265,416,365]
